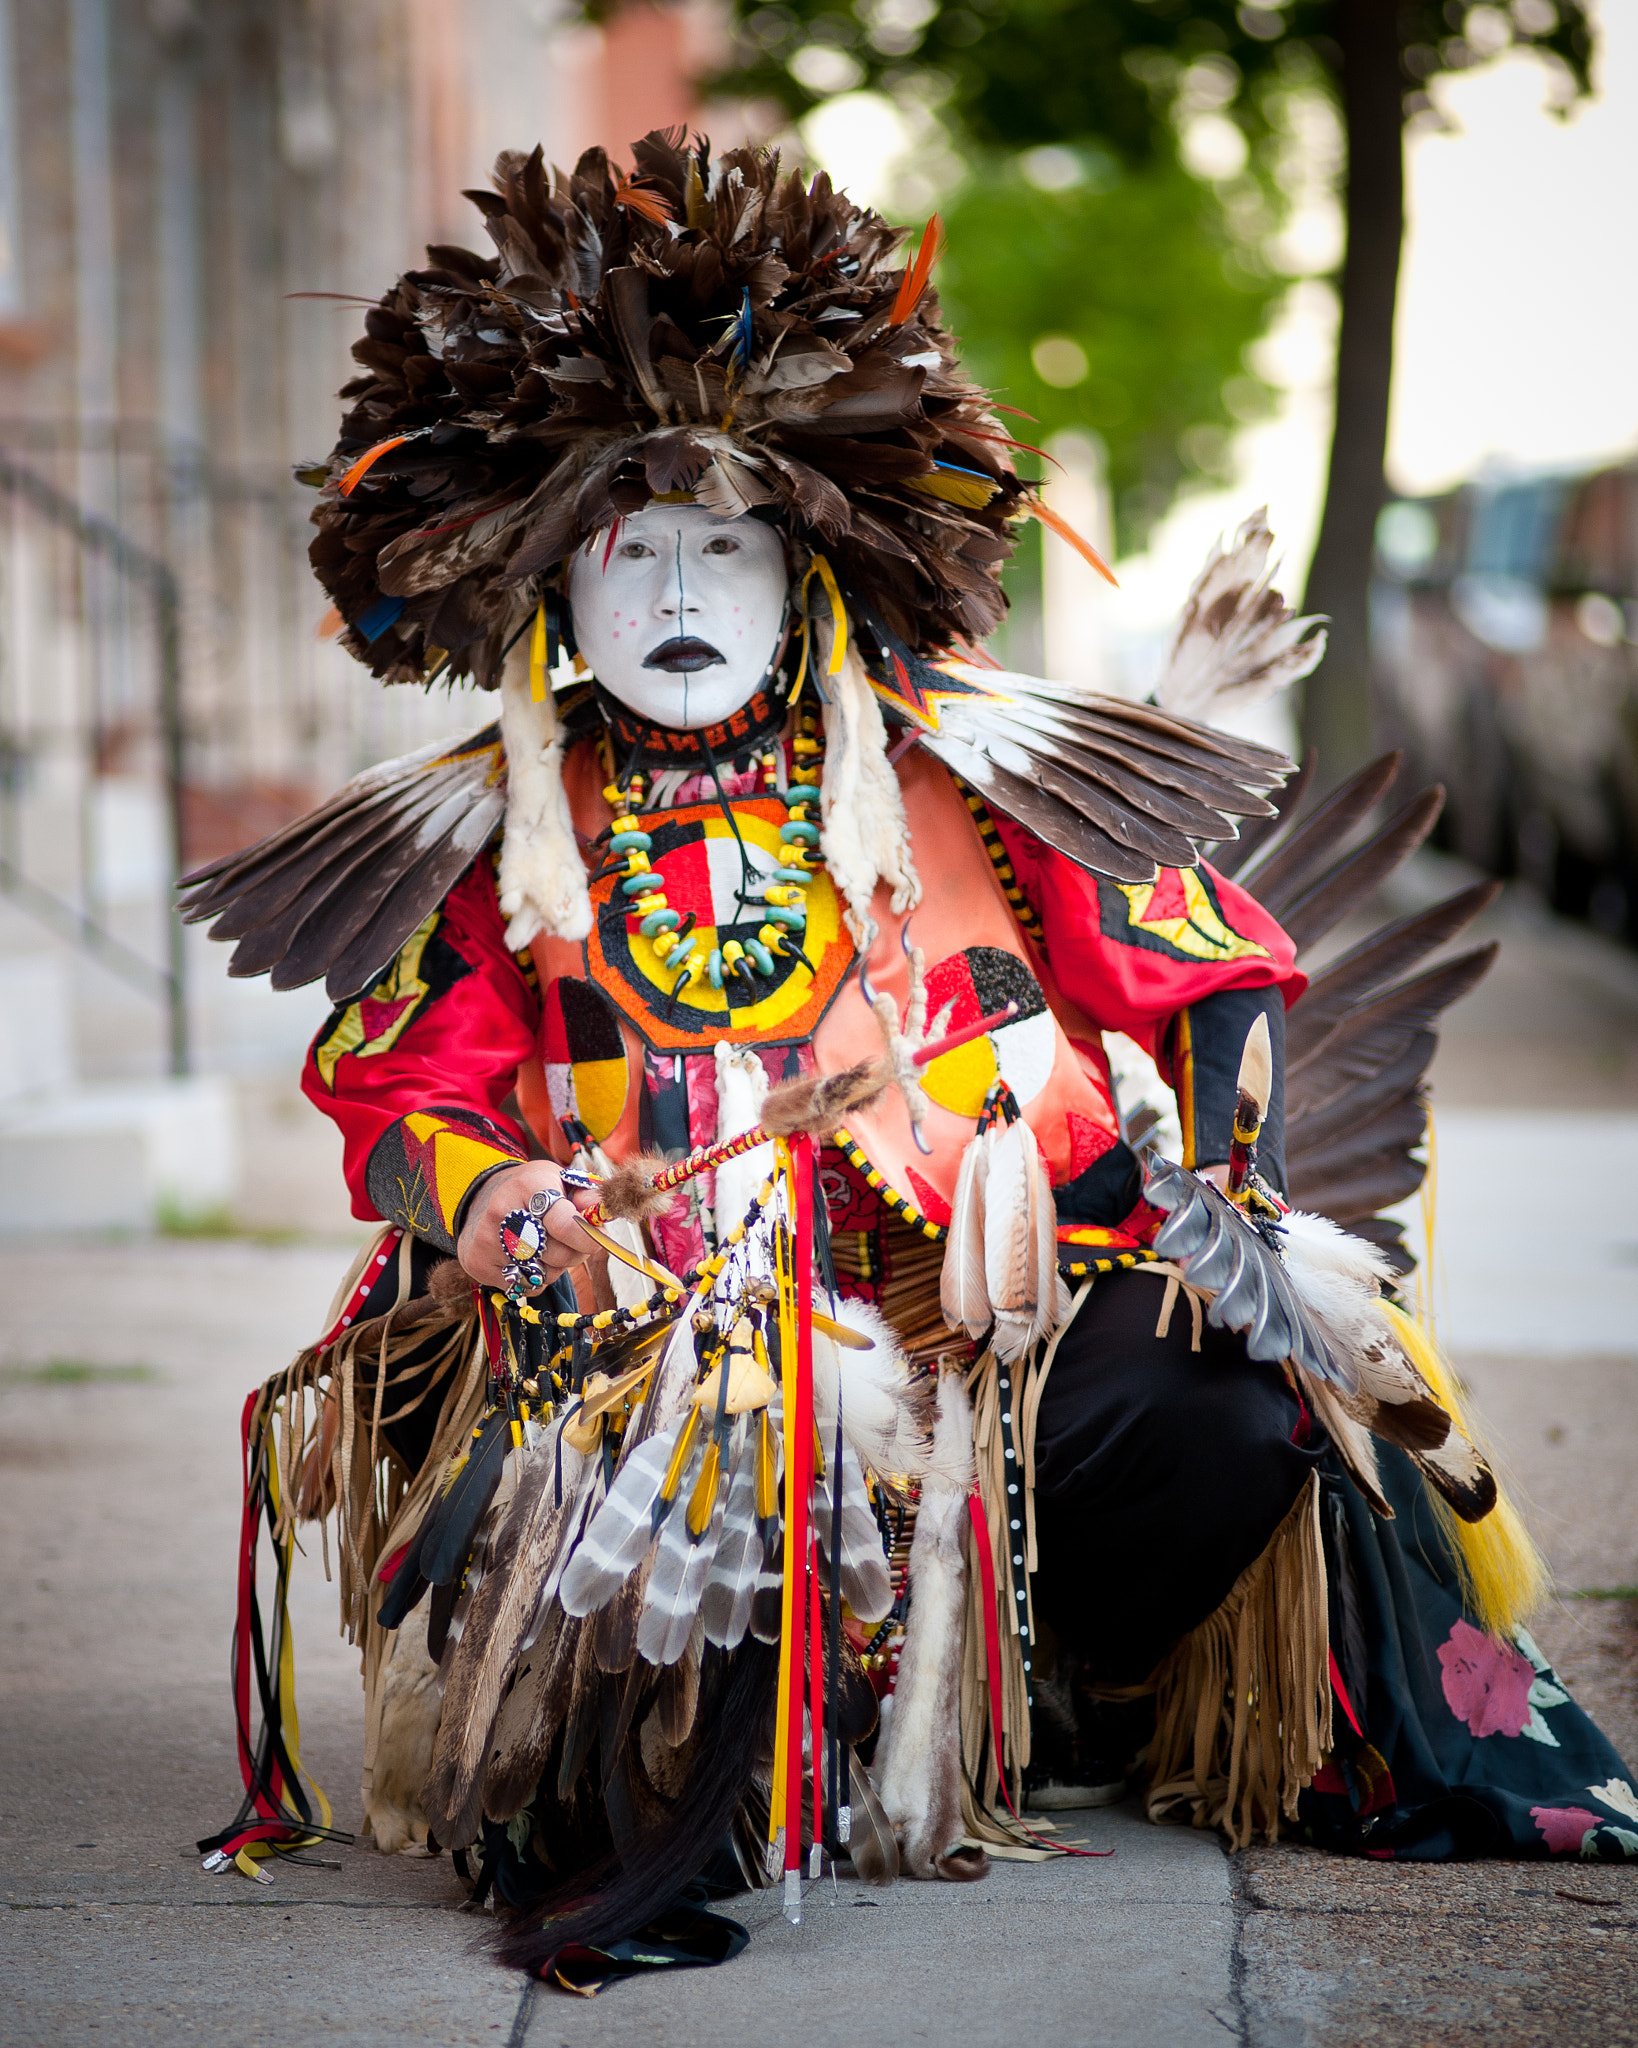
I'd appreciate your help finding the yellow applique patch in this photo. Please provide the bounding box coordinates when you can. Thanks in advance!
[1113,866,1269,965]
[314,911,443,1089]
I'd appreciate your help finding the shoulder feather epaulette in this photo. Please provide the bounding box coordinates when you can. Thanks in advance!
[912,668,1289,880]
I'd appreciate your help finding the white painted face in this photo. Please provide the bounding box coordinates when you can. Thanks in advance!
[567,504,790,730]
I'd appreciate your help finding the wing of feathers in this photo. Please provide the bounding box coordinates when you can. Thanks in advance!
[917,670,1290,883]
[1144,1154,1342,1388]
[1234,752,1500,1270]
[1152,509,1327,720]
[177,724,505,999]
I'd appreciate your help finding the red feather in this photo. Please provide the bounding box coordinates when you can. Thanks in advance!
[889,215,945,327]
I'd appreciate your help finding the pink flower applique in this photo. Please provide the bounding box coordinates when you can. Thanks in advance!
[1437,1617,1535,1738]
[1531,1806,1601,1855]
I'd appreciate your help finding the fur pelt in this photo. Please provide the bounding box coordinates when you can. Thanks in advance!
[819,641,921,943]
[594,1149,675,1226]
[497,642,592,948]
[761,1058,886,1139]
[361,1601,443,1855]
[874,1371,990,1882]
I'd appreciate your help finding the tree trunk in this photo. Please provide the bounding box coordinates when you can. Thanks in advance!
[1300,0,1405,786]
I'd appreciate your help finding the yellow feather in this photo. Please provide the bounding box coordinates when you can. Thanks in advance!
[907,470,998,509]
[1380,1301,1549,1638]
[756,1407,779,1523]
[687,1435,722,1538]
[659,1406,702,1504]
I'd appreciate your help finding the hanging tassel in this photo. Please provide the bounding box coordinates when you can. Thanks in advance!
[769,1135,818,1920]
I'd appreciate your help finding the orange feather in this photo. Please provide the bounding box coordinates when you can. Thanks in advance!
[613,176,676,225]
[1027,497,1119,588]
[338,434,415,497]
[889,215,945,327]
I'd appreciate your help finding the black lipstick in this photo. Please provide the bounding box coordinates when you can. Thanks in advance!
[643,636,726,673]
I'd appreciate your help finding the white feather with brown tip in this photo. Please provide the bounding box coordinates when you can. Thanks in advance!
[1154,508,1327,721]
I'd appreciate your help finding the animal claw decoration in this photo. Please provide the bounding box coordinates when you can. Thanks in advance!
[308,130,1055,688]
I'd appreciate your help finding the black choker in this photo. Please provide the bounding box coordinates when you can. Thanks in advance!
[593,677,792,771]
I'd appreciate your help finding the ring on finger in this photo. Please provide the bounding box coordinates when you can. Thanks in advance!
[500,1206,548,1302]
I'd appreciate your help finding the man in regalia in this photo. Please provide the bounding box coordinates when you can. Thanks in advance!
[187,132,1637,1980]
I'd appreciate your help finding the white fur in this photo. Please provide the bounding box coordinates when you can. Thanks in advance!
[874,1372,975,1876]
[363,1603,442,1855]
[497,643,592,948]
[1279,1207,1398,1365]
[818,641,921,944]
[711,1041,772,1243]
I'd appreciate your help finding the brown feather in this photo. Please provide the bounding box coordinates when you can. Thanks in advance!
[423,1438,589,1847]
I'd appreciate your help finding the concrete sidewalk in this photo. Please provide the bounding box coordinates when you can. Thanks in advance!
[2,1230,1634,2047]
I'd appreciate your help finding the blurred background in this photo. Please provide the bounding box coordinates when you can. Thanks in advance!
[1,2,1636,1935]
[0,0,1632,1238]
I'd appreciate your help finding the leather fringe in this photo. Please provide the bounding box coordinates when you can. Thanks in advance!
[1142,1468,1331,1849]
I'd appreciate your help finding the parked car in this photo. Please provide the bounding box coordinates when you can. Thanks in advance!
[1371,460,1638,940]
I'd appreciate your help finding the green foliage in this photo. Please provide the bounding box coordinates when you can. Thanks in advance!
[937,150,1278,548]
[710,0,1593,159]
[0,1359,157,1384]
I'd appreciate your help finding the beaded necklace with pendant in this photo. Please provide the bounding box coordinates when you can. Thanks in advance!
[595,696,829,1006]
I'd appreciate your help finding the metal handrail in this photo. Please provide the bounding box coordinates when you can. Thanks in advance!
[0,452,188,1074]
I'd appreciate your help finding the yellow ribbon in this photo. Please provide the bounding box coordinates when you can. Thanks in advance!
[529,599,549,704]
[797,554,849,690]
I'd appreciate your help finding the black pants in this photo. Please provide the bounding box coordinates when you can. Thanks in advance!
[1031,1267,1323,1686]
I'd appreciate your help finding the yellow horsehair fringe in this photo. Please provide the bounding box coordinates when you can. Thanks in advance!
[1380,1300,1549,1639]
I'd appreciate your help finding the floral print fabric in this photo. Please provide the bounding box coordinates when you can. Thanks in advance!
[1298,1446,1638,1861]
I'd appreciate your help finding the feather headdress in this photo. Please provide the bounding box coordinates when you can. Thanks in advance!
[308,129,1037,687]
